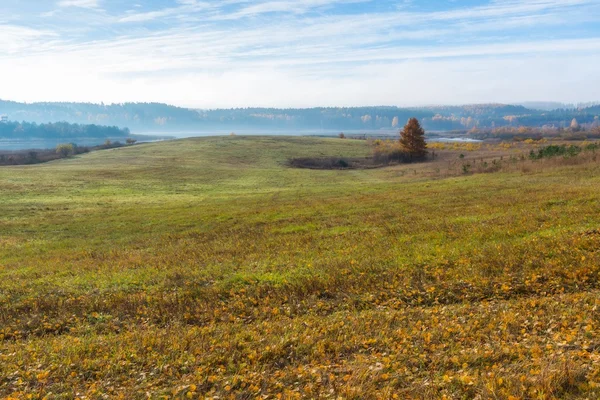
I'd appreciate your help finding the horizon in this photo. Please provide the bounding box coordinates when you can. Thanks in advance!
[2,0,600,108]
[1,98,599,112]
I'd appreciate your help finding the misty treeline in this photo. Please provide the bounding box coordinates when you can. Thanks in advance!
[466,123,600,141]
[422,105,600,131]
[1,100,599,132]
[0,101,429,131]
[0,100,196,130]
[0,120,130,139]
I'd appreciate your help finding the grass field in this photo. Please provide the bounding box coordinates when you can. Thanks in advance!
[1,136,600,399]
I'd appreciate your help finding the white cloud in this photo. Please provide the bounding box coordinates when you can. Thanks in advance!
[0,25,58,55]
[116,0,370,23]
[2,53,599,109]
[1,0,600,107]
[57,0,100,9]
[226,0,368,18]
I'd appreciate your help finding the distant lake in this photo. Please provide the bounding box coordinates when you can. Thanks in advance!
[147,129,396,138]
[0,131,480,151]
[1,131,316,150]
[431,137,482,143]
[0,137,166,151]
[146,130,482,141]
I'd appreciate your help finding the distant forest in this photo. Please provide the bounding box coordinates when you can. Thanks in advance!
[0,121,130,140]
[1,99,599,133]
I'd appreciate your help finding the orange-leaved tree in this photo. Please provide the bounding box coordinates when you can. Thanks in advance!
[399,118,428,160]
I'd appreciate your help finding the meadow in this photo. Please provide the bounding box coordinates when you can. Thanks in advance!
[1,136,600,399]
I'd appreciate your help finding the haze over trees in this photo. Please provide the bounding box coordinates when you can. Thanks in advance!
[1,99,599,133]
[0,120,130,140]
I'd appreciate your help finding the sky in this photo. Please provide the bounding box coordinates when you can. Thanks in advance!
[1,0,599,108]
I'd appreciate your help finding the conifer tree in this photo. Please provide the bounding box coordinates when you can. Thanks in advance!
[400,118,427,159]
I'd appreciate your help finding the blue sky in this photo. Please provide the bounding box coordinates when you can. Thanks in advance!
[1,0,599,107]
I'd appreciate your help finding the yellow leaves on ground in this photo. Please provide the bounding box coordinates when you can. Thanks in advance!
[1,137,600,398]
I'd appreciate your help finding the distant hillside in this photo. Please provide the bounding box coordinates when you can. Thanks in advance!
[1,100,599,133]
[0,120,130,140]
[517,101,569,111]
[194,107,433,131]
[583,105,600,114]
[0,101,433,132]
[415,104,530,117]
[413,104,600,131]
[0,100,199,132]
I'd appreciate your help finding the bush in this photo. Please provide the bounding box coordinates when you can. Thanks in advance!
[289,157,355,169]
[584,143,600,151]
[372,140,415,164]
[373,148,413,164]
[56,143,75,158]
[530,145,581,160]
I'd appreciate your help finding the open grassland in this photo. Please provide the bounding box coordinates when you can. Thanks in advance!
[1,136,600,399]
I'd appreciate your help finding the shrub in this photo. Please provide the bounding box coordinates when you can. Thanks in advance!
[530,145,581,160]
[336,159,349,168]
[289,157,355,169]
[584,143,600,151]
[56,143,75,158]
[372,140,414,164]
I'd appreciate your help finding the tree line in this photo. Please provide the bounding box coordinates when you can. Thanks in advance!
[0,121,130,139]
[1,99,599,132]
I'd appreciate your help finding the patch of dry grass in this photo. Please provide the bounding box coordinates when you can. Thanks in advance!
[1,136,600,398]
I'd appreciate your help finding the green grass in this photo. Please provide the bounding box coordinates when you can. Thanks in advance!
[1,136,600,398]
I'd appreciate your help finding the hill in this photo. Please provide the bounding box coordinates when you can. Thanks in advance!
[0,120,130,140]
[517,101,573,110]
[415,104,600,131]
[0,120,170,151]
[2,99,599,133]
[0,100,432,132]
[0,100,200,132]
[1,136,600,398]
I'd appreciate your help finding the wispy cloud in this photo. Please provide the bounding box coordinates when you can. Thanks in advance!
[57,0,100,9]
[1,0,599,106]
[221,0,371,19]
[0,25,58,55]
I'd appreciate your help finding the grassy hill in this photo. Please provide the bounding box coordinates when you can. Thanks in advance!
[1,136,600,398]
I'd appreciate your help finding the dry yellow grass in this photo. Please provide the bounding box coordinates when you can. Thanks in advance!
[1,136,600,399]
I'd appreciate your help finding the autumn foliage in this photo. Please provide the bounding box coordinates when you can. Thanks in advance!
[400,117,428,159]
